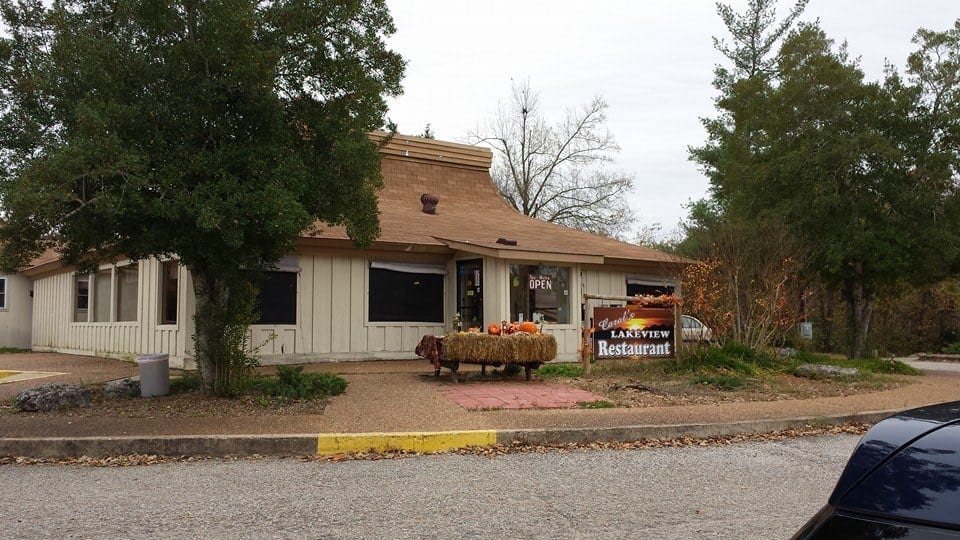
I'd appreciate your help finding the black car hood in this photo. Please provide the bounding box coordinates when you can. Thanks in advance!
[828,401,960,525]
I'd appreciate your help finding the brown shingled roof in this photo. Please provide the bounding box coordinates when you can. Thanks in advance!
[309,133,687,267]
[24,133,686,272]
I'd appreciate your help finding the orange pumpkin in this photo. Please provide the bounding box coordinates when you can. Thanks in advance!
[467,327,481,333]
[518,321,539,334]
[505,322,521,335]
[487,323,501,336]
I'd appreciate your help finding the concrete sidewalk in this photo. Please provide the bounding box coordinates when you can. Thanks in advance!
[2,353,959,458]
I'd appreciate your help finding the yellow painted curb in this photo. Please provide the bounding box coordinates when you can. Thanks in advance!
[0,371,66,384]
[317,430,497,455]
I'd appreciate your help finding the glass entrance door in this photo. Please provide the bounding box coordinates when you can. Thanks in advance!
[457,259,483,330]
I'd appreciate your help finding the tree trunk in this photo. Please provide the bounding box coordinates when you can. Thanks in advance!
[818,288,835,352]
[191,270,226,393]
[846,272,875,359]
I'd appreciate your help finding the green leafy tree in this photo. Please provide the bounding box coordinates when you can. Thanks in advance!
[750,27,958,358]
[695,21,960,358]
[691,1,960,357]
[0,0,405,394]
[685,0,808,346]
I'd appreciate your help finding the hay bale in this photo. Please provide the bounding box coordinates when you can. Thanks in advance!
[443,333,557,364]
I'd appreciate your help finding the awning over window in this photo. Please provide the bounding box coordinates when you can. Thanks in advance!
[370,261,447,275]
[277,256,301,273]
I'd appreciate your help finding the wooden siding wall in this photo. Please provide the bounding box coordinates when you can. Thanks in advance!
[29,253,672,366]
[31,259,195,363]
[32,253,447,366]
[251,252,447,361]
[0,273,34,349]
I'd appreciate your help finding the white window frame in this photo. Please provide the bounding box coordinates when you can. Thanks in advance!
[71,261,140,325]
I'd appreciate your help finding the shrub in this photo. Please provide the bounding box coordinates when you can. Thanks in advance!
[943,341,960,354]
[169,372,202,394]
[249,366,348,400]
[536,363,585,378]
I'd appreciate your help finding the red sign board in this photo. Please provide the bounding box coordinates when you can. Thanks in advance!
[593,306,675,359]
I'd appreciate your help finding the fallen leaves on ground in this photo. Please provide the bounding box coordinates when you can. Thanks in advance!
[0,424,871,467]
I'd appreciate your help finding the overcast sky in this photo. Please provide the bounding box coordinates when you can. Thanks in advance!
[383,0,959,240]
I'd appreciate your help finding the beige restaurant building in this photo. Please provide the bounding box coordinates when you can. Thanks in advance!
[7,134,685,368]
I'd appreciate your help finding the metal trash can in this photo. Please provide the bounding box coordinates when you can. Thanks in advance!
[136,353,170,397]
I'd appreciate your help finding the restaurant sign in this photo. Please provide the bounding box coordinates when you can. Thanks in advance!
[593,306,675,359]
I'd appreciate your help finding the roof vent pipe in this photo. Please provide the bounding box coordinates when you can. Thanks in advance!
[420,193,440,214]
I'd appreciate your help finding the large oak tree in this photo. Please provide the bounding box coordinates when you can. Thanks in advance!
[0,0,404,393]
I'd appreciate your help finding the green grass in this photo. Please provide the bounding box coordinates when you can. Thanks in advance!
[535,363,585,378]
[784,350,921,376]
[0,347,31,354]
[578,399,616,409]
[943,341,960,354]
[691,373,747,391]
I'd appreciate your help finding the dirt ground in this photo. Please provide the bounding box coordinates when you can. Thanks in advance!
[0,385,331,418]
[1,362,915,419]
[552,360,916,408]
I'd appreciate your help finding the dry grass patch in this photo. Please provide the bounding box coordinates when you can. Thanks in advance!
[537,346,919,408]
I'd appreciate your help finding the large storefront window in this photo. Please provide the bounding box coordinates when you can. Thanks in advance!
[369,262,445,323]
[74,263,139,323]
[509,264,570,324]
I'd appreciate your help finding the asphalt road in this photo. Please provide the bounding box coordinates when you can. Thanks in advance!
[1,434,860,539]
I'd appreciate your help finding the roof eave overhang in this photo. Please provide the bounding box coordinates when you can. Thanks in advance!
[20,260,65,279]
[603,256,690,269]
[296,236,454,255]
[436,238,605,264]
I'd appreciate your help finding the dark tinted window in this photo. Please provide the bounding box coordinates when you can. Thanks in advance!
[160,261,178,324]
[369,268,443,323]
[626,283,675,297]
[254,271,297,325]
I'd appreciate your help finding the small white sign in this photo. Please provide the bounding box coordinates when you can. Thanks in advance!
[529,275,553,290]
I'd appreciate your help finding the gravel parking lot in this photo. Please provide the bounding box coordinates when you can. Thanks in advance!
[1,434,860,539]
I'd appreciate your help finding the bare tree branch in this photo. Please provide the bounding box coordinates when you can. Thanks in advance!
[466,79,635,238]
